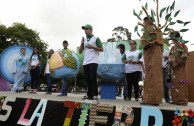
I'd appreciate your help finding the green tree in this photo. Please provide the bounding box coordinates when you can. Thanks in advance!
[107,26,131,42]
[0,22,48,65]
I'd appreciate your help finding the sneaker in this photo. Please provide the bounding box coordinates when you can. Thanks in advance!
[45,92,52,94]
[15,89,22,93]
[124,96,130,101]
[82,95,93,100]
[135,98,139,101]
[93,96,98,101]
[57,93,66,96]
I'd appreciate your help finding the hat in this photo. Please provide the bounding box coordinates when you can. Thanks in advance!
[82,24,93,30]
[129,40,137,45]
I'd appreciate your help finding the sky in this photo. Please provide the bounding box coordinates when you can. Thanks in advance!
[0,0,194,52]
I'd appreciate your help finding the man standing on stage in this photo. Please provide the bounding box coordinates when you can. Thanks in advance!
[13,48,30,92]
[79,24,103,100]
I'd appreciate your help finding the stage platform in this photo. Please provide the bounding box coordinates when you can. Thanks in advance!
[1,91,194,110]
[0,91,193,126]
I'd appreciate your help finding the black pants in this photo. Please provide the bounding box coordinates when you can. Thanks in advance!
[30,66,40,89]
[83,63,98,98]
[163,68,170,102]
[126,71,141,99]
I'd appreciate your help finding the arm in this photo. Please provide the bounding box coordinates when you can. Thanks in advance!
[92,46,103,52]
[79,37,84,54]
[23,58,30,73]
[87,38,104,52]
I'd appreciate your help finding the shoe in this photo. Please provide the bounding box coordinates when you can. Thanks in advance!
[124,96,130,101]
[15,89,22,93]
[57,93,66,96]
[140,102,159,106]
[82,95,93,100]
[135,98,139,101]
[45,92,52,94]
[93,96,98,101]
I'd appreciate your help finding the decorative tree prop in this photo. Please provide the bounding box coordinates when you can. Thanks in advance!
[132,0,191,105]
[133,0,190,47]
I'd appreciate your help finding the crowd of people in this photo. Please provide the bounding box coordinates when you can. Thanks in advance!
[12,22,189,106]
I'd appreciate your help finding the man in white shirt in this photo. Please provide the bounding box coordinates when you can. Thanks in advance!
[79,24,103,100]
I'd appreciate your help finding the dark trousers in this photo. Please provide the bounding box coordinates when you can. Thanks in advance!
[61,78,67,96]
[83,63,98,98]
[163,68,170,102]
[46,73,52,92]
[126,71,141,99]
[30,67,40,89]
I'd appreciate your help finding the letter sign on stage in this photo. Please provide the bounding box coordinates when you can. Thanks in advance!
[140,106,163,126]
[17,99,48,126]
[0,96,16,121]
[89,103,114,126]
[63,101,81,126]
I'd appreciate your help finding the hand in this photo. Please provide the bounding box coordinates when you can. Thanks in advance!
[86,44,94,49]
[131,61,137,64]
[81,37,84,44]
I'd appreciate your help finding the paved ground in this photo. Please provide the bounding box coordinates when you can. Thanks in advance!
[1,91,194,111]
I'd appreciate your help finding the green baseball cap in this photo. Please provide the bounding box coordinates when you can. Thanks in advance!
[129,40,137,45]
[82,24,93,30]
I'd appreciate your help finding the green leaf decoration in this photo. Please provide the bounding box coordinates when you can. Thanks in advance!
[164,25,169,32]
[134,25,138,32]
[180,29,189,32]
[170,1,175,11]
[177,20,184,24]
[141,28,145,32]
[168,18,172,22]
[137,31,140,37]
[169,22,176,25]
[166,6,170,14]
[184,21,191,26]
[133,9,142,21]
[165,13,171,20]
[145,2,148,10]
[151,10,155,22]
[160,7,166,18]
[139,10,143,16]
[174,10,180,17]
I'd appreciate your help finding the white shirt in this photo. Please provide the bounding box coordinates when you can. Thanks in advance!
[83,36,99,65]
[31,54,40,66]
[162,51,169,68]
[124,50,142,73]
